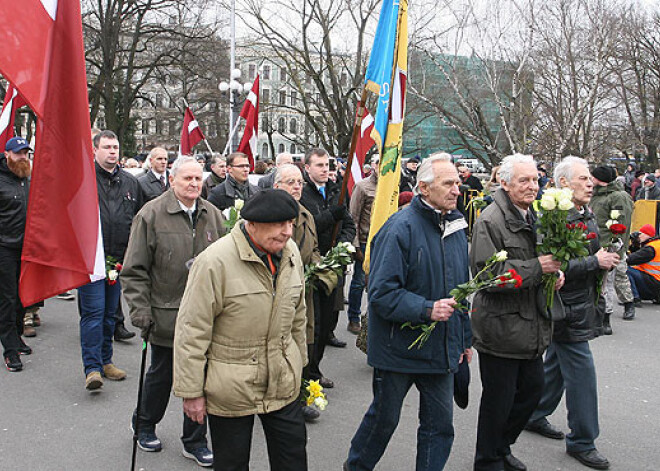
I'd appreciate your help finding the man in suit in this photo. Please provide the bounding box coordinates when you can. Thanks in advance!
[138,147,170,203]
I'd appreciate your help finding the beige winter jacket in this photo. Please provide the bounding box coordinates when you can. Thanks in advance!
[173,224,308,417]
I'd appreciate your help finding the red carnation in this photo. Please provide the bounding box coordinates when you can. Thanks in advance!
[576,222,588,231]
[508,269,523,288]
[108,279,117,286]
[115,263,123,271]
[610,223,627,235]
[586,232,597,240]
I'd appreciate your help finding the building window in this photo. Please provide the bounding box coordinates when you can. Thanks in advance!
[290,144,296,154]
[261,143,269,158]
[289,118,297,134]
[278,117,286,133]
[169,120,177,135]
[262,115,270,130]
[280,68,287,81]
[278,143,285,153]
[155,93,163,108]
[156,120,163,135]
[249,64,256,80]
[262,88,270,104]
[279,91,286,105]
[290,91,297,106]
[263,65,271,80]
[305,92,311,105]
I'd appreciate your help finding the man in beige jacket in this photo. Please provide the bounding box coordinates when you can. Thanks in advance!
[174,188,308,471]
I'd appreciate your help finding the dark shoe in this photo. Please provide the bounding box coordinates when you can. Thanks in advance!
[56,291,75,301]
[525,419,565,439]
[114,323,136,341]
[602,313,613,335]
[23,324,37,338]
[347,321,361,335]
[137,431,162,452]
[18,339,32,355]
[633,297,642,307]
[327,334,347,348]
[32,312,41,327]
[623,302,635,320]
[318,376,334,388]
[503,453,527,471]
[567,449,610,470]
[302,405,320,422]
[4,353,23,372]
[182,446,213,467]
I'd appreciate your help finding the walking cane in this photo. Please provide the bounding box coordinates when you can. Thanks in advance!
[131,324,152,471]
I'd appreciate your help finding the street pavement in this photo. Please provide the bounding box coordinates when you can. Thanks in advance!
[1,293,659,470]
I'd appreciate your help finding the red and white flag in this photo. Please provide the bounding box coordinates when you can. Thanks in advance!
[347,106,376,196]
[237,75,259,171]
[0,0,104,305]
[0,85,27,151]
[180,107,205,156]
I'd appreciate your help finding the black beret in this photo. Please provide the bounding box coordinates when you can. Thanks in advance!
[241,189,299,223]
[592,166,616,183]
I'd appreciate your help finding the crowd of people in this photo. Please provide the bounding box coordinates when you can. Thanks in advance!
[1,129,659,470]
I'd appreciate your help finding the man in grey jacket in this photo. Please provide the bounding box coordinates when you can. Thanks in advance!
[122,156,225,466]
[470,153,563,471]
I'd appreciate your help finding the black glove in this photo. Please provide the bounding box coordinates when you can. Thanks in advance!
[330,204,345,221]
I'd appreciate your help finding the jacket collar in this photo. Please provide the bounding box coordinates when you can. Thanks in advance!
[410,195,467,237]
[303,171,338,197]
[0,155,26,181]
[566,205,595,224]
[492,188,536,233]
[164,188,207,215]
[95,160,120,180]
[230,223,295,268]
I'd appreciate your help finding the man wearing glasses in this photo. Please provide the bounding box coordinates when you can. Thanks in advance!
[207,152,259,210]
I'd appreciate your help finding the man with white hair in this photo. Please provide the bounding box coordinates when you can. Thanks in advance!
[470,153,563,471]
[525,157,616,470]
[138,147,170,202]
[346,154,472,470]
[122,156,225,465]
[259,152,294,189]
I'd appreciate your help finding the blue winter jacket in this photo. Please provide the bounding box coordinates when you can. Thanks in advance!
[367,196,472,374]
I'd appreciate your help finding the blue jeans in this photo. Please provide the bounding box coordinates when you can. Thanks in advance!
[347,369,454,471]
[347,243,367,324]
[626,267,659,300]
[529,341,599,453]
[78,279,121,375]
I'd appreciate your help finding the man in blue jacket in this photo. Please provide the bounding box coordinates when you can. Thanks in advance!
[345,153,473,471]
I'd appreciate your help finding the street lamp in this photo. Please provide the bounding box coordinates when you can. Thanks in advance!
[219,68,249,153]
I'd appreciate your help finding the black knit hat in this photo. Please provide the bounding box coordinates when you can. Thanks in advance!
[591,166,616,183]
[241,189,299,223]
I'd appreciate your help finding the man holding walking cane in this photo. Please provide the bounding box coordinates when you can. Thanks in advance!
[121,156,225,467]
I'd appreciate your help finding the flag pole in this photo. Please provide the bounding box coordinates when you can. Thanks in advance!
[181,98,215,154]
[222,119,242,156]
[331,87,370,247]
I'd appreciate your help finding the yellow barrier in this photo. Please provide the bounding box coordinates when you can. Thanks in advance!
[631,200,658,233]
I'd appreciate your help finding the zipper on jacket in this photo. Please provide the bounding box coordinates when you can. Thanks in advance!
[439,232,451,373]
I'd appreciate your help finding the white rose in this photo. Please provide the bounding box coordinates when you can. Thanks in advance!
[314,396,328,411]
[540,195,556,211]
[559,188,573,201]
[605,220,614,229]
[557,198,573,211]
[494,250,508,262]
[234,199,244,210]
[610,210,620,220]
[344,243,356,253]
[108,270,118,281]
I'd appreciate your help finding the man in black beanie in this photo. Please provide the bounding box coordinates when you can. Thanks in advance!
[173,188,309,470]
[591,166,635,328]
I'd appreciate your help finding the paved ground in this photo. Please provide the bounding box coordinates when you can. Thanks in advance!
[1,293,659,470]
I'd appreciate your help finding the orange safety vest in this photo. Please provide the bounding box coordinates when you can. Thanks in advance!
[634,239,660,282]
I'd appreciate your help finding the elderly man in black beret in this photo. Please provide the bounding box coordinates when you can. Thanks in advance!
[173,189,309,471]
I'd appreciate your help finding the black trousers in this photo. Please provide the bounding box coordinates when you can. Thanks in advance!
[308,289,338,380]
[0,245,25,357]
[114,296,125,325]
[134,344,207,450]
[474,352,544,471]
[208,399,307,471]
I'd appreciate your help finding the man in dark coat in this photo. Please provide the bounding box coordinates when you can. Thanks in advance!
[207,152,259,210]
[138,147,170,203]
[346,154,472,471]
[470,153,563,471]
[200,154,226,199]
[0,137,32,372]
[526,157,617,471]
[299,148,356,387]
[636,174,660,200]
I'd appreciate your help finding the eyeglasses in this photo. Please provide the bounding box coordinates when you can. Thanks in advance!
[281,179,304,186]
[231,164,251,169]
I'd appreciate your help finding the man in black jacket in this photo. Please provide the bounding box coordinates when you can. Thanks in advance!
[526,157,617,470]
[207,152,259,210]
[299,148,356,388]
[78,130,143,391]
[137,147,170,203]
[0,137,33,372]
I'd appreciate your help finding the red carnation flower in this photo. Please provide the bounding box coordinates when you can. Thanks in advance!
[115,263,123,271]
[586,232,597,240]
[108,279,117,286]
[610,223,627,235]
[507,269,523,288]
[576,222,588,231]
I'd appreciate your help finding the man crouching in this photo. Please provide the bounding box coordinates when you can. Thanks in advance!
[173,189,308,471]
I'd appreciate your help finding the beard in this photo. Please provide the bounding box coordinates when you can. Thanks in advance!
[7,157,31,178]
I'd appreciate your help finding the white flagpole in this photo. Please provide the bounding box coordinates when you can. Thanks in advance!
[222,119,242,156]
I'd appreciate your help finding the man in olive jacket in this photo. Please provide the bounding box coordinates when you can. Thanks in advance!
[525,157,617,471]
[122,156,225,466]
[590,166,636,325]
[174,189,308,471]
[470,154,563,471]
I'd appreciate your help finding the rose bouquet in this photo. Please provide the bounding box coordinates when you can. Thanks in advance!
[300,379,328,411]
[401,251,522,350]
[305,242,356,291]
[535,188,590,308]
[105,255,122,285]
[604,210,627,253]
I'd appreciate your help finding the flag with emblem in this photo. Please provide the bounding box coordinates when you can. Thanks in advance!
[0,85,27,151]
[180,107,205,156]
[237,75,259,171]
[0,0,105,305]
[347,105,375,197]
[364,0,408,270]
